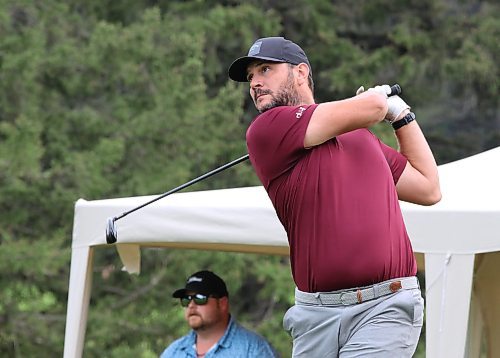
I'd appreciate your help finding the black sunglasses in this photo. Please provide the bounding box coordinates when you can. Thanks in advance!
[180,293,212,307]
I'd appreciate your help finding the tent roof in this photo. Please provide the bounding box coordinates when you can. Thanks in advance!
[401,146,500,254]
[72,146,500,271]
[73,185,288,255]
[404,146,500,211]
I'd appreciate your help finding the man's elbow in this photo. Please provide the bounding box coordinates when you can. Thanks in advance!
[421,187,442,206]
[358,91,388,125]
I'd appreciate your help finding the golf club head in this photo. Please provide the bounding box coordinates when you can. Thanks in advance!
[106,217,118,244]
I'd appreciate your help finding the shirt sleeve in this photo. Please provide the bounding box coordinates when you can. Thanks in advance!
[159,345,177,358]
[378,139,407,184]
[252,342,279,358]
[159,336,191,358]
[246,104,318,186]
[243,329,278,358]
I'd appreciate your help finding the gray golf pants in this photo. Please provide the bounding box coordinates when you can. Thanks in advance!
[283,278,424,357]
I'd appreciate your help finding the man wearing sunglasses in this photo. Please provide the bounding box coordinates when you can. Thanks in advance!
[160,270,277,358]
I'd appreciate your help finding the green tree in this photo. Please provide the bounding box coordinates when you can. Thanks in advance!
[0,0,498,357]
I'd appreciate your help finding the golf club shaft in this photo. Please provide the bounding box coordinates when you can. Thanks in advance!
[113,154,249,222]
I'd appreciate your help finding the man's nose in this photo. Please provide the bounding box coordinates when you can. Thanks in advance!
[250,76,263,88]
[188,299,198,308]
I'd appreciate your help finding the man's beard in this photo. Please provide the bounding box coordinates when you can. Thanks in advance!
[187,314,208,331]
[255,71,302,113]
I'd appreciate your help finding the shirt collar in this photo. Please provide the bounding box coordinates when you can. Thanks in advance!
[215,315,235,349]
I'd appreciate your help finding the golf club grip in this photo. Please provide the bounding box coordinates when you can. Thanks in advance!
[389,84,402,96]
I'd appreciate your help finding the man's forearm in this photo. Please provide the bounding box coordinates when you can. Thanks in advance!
[395,119,441,205]
[304,91,387,148]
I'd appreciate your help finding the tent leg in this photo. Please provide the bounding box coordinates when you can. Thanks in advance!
[63,246,94,358]
[466,290,483,357]
[473,252,500,357]
[424,253,475,358]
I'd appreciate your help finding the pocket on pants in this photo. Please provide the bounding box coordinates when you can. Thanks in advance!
[283,305,296,337]
[405,289,424,349]
[411,289,424,327]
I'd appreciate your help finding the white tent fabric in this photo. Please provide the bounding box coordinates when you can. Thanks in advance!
[64,147,500,358]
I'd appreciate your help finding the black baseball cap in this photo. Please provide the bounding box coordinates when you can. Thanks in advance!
[172,270,229,298]
[228,37,311,82]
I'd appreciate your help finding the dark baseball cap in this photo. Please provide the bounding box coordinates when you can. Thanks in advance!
[228,37,311,82]
[172,270,229,298]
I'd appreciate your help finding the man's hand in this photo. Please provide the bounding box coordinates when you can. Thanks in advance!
[356,85,410,123]
[356,85,393,97]
[386,95,410,123]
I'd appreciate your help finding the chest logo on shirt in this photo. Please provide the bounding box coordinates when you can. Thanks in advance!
[295,106,306,119]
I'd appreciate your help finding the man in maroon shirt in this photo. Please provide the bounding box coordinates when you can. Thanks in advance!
[228,37,441,357]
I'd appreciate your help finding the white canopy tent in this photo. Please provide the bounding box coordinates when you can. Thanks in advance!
[64,147,500,358]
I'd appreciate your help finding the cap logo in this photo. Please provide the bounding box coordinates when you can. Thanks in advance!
[187,276,202,283]
[248,41,262,56]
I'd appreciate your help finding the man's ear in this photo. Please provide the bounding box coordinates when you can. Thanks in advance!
[218,296,230,312]
[295,62,310,86]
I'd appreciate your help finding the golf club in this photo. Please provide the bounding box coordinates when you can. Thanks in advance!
[106,154,249,243]
[388,84,401,96]
[105,84,402,244]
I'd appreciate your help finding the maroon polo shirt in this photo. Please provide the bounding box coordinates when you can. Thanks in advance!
[246,104,416,292]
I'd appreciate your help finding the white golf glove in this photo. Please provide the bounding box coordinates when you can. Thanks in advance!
[356,85,392,97]
[368,85,393,97]
[356,86,365,95]
[385,95,411,123]
[355,85,410,123]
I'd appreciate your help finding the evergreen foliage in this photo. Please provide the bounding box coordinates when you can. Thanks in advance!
[0,0,497,356]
